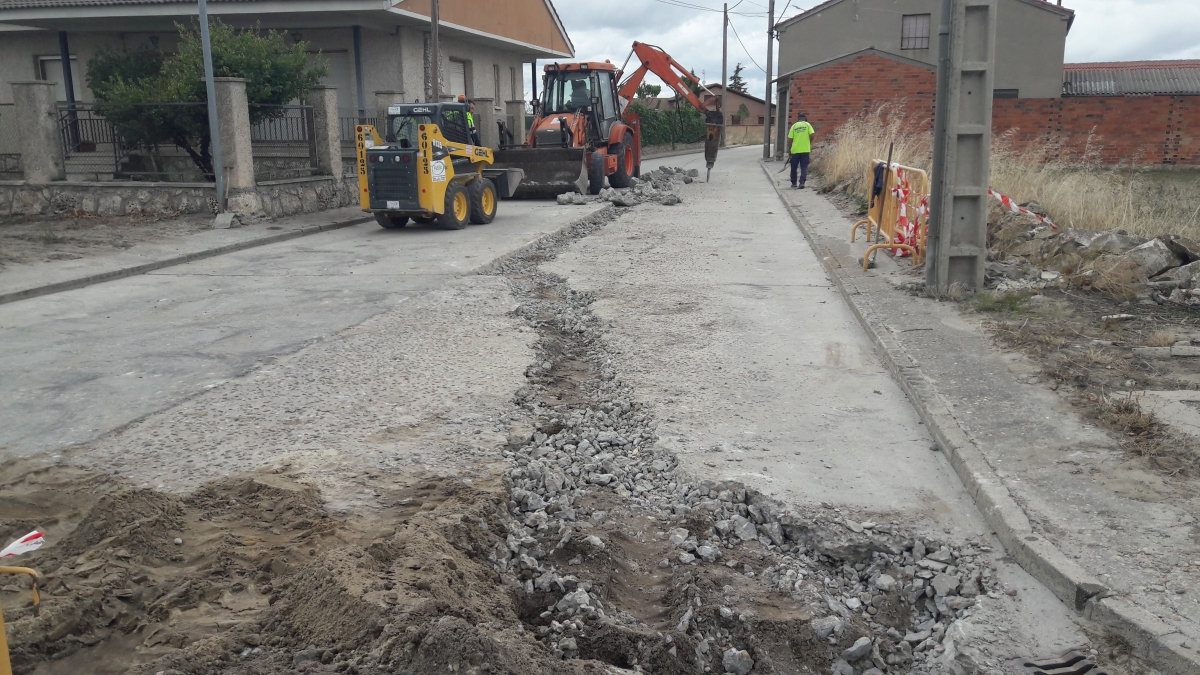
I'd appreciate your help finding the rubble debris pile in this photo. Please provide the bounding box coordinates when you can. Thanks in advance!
[556,167,699,208]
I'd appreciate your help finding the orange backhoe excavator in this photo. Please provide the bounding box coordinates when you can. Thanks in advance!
[492,42,722,198]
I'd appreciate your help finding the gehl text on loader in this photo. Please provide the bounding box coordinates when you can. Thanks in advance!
[492,42,724,199]
[356,102,525,229]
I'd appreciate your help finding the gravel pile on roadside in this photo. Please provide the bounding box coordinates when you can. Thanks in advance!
[555,167,698,207]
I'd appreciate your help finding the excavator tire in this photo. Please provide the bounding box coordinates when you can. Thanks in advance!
[374,212,409,229]
[609,132,636,188]
[436,182,470,230]
[468,178,498,224]
[587,151,606,195]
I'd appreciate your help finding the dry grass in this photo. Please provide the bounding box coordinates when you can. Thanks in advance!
[812,105,932,196]
[815,106,1200,239]
[1145,330,1178,347]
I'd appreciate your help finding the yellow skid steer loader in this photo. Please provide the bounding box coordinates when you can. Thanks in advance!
[356,102,524,229]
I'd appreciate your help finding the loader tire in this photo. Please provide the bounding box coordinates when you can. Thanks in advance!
[374,212,409,229]
[437,182,470,230]
[609,132,636,188]
[587,151,606,195]
[468,178,498,224]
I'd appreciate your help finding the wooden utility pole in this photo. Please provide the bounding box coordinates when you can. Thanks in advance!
[430,0,441,102]
[761,0,774,159]
[721,3,728,147]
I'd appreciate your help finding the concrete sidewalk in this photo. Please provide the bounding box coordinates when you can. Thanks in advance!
[0,206,371,305]
[763,160,1200,675]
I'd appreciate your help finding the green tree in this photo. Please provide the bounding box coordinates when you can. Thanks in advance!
[735,103,750,123]
[635,83,661,99]
[87,20,327,178]
[728,63,748,93]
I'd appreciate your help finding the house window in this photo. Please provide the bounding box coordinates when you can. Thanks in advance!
[993,88,1019,99]
[38,55,82,102]
[448,60,468,98]
[758,116,765,125]
[901,14,931,50]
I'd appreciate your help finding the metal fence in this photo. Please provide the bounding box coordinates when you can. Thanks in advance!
[250,104,318,181]
[58,102,210,182]
[0,103,19,175]
[339,107,381,143]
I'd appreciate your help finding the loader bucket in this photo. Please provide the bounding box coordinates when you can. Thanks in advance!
[491,147,588,199]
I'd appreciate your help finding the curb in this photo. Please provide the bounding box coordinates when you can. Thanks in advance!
[0,214,373,306]
[760,162,1200,675]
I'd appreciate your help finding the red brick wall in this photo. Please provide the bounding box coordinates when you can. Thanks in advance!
[787,54,937,137]
[992,96,1200,165]
[788,53,1200,165]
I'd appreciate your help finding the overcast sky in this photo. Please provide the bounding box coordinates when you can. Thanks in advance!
[533,0,1199,101]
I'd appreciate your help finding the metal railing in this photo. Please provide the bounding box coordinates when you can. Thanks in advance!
[57,102,210,182]
[0,103,20,175]
[251,104,318,181]
[339,107,381,143]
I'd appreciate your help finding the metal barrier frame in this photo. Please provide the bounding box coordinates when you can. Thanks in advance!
[851,159,930,270]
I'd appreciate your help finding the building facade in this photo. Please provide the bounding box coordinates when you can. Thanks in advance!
[0,0,572,133]
[773,0,1200,165]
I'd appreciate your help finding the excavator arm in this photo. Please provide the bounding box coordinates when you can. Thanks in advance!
[617,42,718,119]
[616,42,722,177]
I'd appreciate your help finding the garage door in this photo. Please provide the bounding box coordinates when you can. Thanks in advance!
[448,60,467,98]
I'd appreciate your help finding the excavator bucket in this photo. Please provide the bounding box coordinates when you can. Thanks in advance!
[491,147,588,199]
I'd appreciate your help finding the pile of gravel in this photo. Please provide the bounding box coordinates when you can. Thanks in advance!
[555,166,699,207]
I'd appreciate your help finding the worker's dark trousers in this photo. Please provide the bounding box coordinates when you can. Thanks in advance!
[790,152,810,186]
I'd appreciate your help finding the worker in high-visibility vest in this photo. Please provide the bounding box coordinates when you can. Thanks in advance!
[459,95,482,146]
[787,112,816,189]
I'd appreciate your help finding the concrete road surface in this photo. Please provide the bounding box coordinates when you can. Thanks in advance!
[0,201,604,456]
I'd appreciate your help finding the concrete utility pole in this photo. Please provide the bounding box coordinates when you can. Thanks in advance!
[198,0,225,212]
[429,0,441,102]
[761,0,774,159]
[925,0,997,294]
[721,2,728,147]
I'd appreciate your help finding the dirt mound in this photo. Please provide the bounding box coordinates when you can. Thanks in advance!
[52,488,186,562]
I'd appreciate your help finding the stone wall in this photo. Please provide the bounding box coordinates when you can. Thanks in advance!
[0,180,216,217]
[230,175,360,219]
[0,175,358,219]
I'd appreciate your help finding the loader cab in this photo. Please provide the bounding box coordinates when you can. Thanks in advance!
[384,103,471,147]
[540,63,621,139]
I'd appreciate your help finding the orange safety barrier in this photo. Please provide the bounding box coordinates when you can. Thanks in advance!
[850,160,930,271]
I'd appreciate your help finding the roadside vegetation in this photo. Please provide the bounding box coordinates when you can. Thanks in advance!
[813,105,1200,239]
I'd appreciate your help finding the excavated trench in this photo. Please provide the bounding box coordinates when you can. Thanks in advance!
[1,183,1004,675]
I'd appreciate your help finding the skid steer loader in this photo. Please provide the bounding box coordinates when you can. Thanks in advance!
[356,102,524,229]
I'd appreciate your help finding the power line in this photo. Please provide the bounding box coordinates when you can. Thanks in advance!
[647,0,765,16]
[727,19,766,73]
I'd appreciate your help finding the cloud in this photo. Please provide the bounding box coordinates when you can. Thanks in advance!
[1062,0,1200,62]
[530,0,1196,104]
